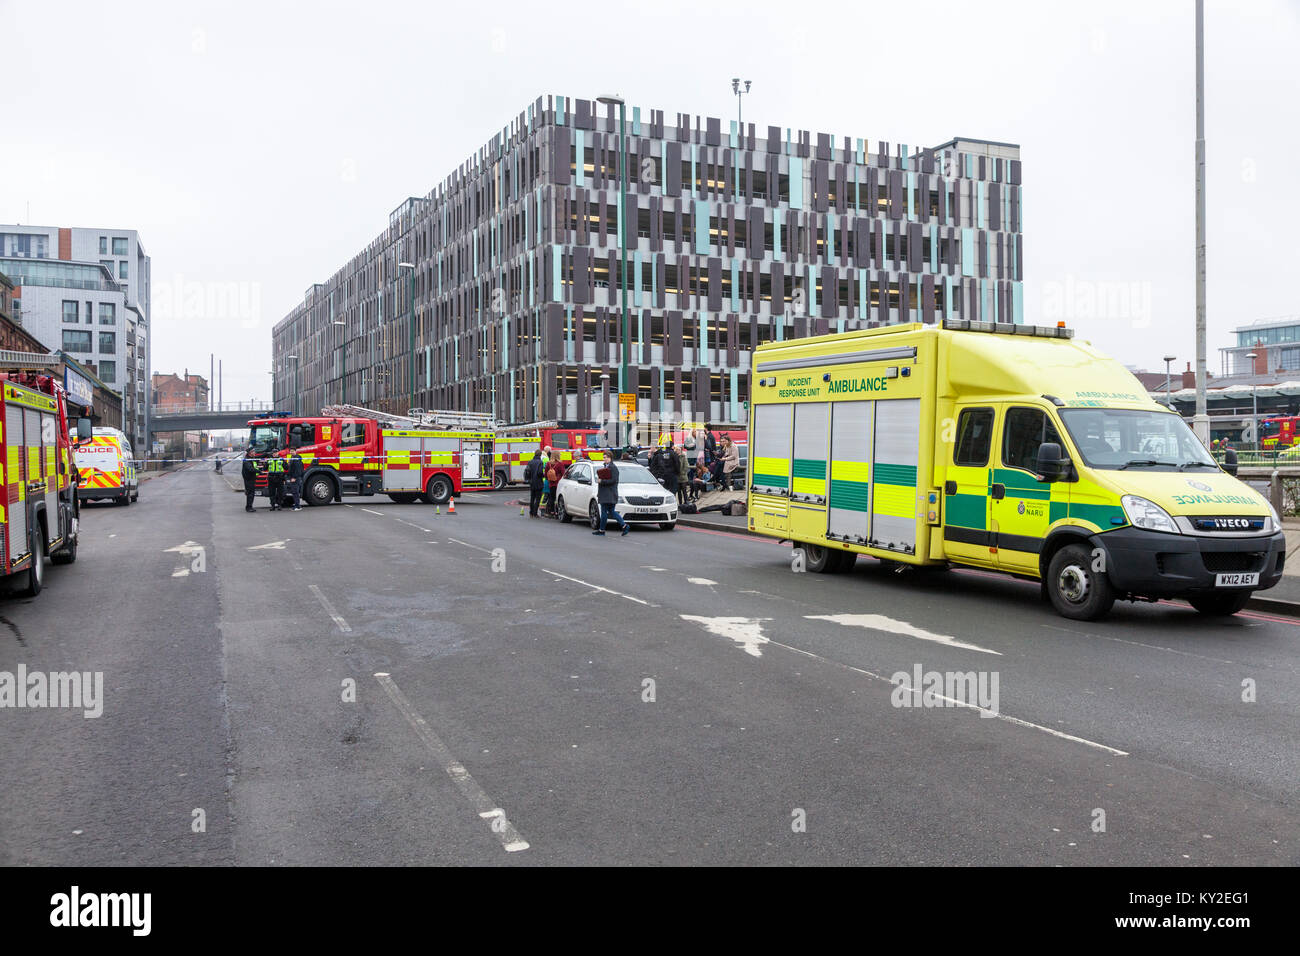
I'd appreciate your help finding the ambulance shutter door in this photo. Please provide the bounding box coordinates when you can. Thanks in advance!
[751,403,792,496]
[383,434,422,491]
[791,403,829,504]
[7,404,25,561]
[828,401,871,544]
[871,398,921,554]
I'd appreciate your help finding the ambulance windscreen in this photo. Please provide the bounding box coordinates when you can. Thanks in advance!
[1058,409,1216,472]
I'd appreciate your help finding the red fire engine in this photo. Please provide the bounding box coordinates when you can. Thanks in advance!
[244,405,495,506]
[492,421,601,489]
[0,366,85,597]
[1259,416,1298,449]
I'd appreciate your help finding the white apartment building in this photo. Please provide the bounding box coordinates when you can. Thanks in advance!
[0,225,151,450]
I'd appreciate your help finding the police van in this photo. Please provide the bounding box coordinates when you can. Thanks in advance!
[747,320,1284,620]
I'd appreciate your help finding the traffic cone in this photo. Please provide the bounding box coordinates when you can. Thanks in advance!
[435,505,441,515]
[520,504,526,516]
[448,499,456,515]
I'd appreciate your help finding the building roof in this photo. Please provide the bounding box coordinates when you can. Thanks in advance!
[1231,315,1300,334]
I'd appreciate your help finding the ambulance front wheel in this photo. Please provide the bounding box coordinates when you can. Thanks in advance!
[1046,543,1116,621]
[424,475,453,505]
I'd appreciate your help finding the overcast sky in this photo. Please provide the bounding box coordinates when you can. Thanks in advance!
[3,0,1296,404]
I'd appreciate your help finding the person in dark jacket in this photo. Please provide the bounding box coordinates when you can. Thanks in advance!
[523,450,544,517]
[650,445,679,500]
[703,424,719,464]
[241,455,262,512]
[594,450,630,536]
[286,451,305,511]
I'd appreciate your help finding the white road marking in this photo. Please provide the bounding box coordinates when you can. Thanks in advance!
[806,613,1002,656]
[374,673,529,852]
[394,518,430,532]
[448,536,495,555]
[308,584,351,633]
[642,566,668,572]
[361,508,384,516]
[681,615,771,657]
[541,569,655,606]
[1041,624,1238,666]
[766,636,1127,756]
[247,539,290,551]
[688,577,718,586]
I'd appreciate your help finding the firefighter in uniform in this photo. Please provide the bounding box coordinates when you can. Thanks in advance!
[266,455,286,511]
[242,455,263,512]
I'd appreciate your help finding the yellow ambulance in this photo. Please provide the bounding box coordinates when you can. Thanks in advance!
[747,320,1284,620]
[76,426,139,506]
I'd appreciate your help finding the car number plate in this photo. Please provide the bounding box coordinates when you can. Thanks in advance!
[1215,572,1259,587]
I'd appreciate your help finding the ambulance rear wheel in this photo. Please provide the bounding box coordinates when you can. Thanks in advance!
[493,470,507,491]
[424,475,453,505]
[800,543,838,574]
[305,475,335,506]
[22,533,45,598]
[1047,543,1115,621]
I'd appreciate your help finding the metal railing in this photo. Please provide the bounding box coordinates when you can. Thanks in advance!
[151,400,270,415]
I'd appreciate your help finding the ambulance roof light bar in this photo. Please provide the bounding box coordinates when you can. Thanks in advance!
[943,318,1073,339]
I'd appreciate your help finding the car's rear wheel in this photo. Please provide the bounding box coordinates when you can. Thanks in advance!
[424,475,453,505]
[588,501,601,530]
[1187,591,1252,616]
[1047,543,1116,620]
[557,496,574,523]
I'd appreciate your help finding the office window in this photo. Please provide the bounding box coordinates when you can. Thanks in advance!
[0,233,48,257]
[118,261,128,279]
[85,301,93,324]
[62,300,79,324]
[112,237,128,255]
[99,303,116,325]
[99,236,108,255]
[99,360,116,384]
[100,259,115,275]
[62,330,92,352]
[99,331,116,354]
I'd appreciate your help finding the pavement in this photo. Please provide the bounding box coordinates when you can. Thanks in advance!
[1,469,1298,865]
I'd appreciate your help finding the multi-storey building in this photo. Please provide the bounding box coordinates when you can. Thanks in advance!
[0,225,151,451]
[272,96,1023,430]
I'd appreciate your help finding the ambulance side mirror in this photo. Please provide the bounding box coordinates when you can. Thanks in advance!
[1036,443,1067,482]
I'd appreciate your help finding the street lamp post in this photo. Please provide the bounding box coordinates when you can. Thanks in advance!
[398,262,416,413]
[1246,351,1258,449]
[600,372,611,445]
[286,354,299,416]
[333,320,346,405]
[1163,354,1176,405]
[598,94,629,448]
[731,78,752,130]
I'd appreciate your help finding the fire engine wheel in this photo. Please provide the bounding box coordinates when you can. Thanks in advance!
[493,470,507,491]
[22,532,45,597]
[305,475,336,506]
[387,493,420,504]
[423,475,453,505]
[556,496,574,523]
[51,533,77,565]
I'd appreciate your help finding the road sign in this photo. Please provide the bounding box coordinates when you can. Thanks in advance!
[619,392,636,422]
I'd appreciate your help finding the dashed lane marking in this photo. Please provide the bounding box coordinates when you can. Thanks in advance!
[541,569,656,606]
[374,673,529,853]
[308,584,351,633]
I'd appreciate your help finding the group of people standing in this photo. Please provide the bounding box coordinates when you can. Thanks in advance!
[241,450,306,512]
[648,426,740,505]
[522,445,630,535]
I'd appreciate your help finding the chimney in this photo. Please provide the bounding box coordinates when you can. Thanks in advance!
[1181,362,1195,389]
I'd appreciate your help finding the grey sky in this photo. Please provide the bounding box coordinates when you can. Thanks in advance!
[3,0,1296,405]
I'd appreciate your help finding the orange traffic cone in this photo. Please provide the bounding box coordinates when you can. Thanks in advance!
[448,499,456,515]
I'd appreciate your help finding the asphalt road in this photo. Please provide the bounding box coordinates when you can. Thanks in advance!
[1,465,1296,865]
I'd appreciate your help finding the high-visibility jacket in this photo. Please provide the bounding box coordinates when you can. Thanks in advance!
[266,457,286,476]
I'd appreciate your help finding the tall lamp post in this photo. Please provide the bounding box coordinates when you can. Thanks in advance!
[398,261,416,413]
[731,78,752,130]
[1163,354,1176,405]
[1246,351,1258,448]
[286,354,299,416]
[600,372,611,445]
[597,93,629,448]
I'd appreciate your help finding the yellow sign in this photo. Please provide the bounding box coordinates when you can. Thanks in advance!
[619,393,636,422]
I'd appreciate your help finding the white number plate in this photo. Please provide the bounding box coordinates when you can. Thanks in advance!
[1216,572,1259,587]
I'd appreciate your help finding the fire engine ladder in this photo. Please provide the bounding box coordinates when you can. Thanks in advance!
[495,420,560,438]
[320,404,496,432]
